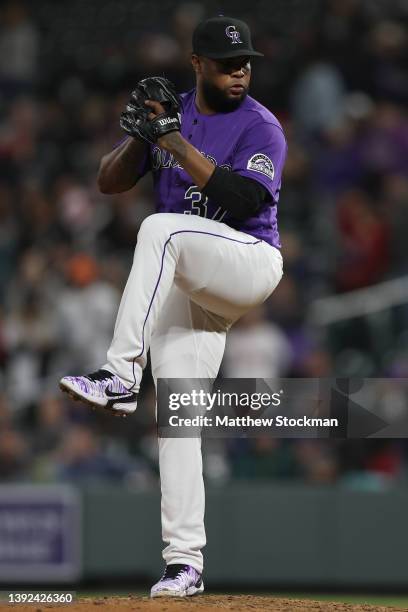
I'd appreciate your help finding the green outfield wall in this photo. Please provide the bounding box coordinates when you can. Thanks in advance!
[82,483,408,587]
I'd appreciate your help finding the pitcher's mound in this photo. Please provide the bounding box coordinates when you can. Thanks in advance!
[8,594,405,612]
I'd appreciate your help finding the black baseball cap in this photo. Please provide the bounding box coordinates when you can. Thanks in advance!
[192,16,263,59]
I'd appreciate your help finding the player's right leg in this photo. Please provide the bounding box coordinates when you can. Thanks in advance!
[149,284,229,597]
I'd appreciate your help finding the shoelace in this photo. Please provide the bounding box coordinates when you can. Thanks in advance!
[161,564,191,582]
[86,369,114,382]
[84,370,117,396]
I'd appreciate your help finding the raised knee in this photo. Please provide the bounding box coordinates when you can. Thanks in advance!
[138,213,176,239]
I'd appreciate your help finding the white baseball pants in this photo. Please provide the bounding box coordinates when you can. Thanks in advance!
[104,212,283,573]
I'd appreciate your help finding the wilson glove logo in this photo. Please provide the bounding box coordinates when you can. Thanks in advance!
[225,25,242,44]
[158,116,178,127]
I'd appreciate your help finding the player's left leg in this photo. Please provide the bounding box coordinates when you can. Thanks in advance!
[60,211,282,414]
[149,284,228,597]
[103,211,281,388]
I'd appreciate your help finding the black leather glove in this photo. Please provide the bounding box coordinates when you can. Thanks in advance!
[120,76,181,145]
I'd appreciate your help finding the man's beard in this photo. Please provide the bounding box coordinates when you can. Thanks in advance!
[201,78,248,113]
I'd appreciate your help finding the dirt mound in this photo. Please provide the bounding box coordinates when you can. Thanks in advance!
[3,595,406,612]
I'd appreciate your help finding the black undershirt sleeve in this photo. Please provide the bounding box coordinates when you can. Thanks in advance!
[201,166,269,221]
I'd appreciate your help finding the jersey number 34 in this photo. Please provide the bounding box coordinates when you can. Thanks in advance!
[184,186,226,222]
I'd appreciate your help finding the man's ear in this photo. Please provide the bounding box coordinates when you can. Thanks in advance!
[191,54,202,75]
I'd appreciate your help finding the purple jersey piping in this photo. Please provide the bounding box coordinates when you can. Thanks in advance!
[129,228,262,390]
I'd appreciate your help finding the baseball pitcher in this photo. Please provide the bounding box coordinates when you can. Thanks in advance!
[60,16,287,597]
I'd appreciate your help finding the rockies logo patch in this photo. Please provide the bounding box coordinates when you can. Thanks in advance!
[246,153,275,180]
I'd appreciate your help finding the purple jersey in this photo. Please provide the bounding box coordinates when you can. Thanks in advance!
[136,88,287,248]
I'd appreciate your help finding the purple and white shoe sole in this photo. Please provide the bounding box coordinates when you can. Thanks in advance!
[150,581,204,598]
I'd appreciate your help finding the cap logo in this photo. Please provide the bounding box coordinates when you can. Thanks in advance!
[225,25,242,44]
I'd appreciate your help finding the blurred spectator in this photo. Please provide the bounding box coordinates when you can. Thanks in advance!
[54,176,98,246]
[291,54,346,137]
[367,20,408,103]
[54,253,120,373]
[383,174,408,274]
[364,440,403,479]
[54,424,151,485]
[19,181,66,249]
[99,185,154,256]
[279,126,313,232]
[0,394,13,430]
[229,438,299,480]
[335,189,390,291]
[360,103,408,176]
[32,394,67,454]
[294,440,339,484]
[0,427,30,481]
[171,2,205,59]
[0,1,38,95]
[295,347,334,378]
[0,182,20,302]
[265,275,304,332]
[3,288,58,412]
[339,439,404,489]
[223,306,292,378]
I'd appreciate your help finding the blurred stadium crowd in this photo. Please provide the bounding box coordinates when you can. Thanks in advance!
[0,0,408,488]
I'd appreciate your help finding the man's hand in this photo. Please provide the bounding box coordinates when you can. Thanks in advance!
[145,100,183,151]
[120,76,181,145]
[121,78,214,190]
